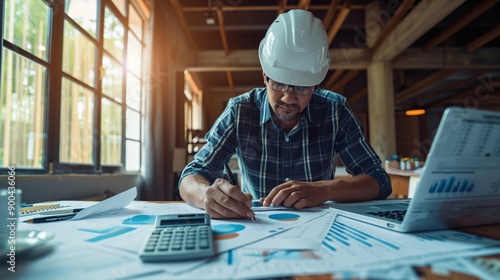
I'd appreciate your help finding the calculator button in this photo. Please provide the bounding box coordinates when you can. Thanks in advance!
[199,241,209,249]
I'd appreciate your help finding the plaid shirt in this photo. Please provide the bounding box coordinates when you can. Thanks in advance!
[180,88,392,199]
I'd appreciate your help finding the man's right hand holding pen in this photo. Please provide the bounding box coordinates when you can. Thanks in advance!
[179,167,256,221]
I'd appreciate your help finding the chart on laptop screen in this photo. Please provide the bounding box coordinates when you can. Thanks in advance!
[412,108,500,202]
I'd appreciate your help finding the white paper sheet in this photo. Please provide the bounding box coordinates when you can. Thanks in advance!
[72,186,137,220]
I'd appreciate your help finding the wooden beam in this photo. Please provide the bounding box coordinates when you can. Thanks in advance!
[322,0,340,28]
[429,80,500,108]
[215,7,229,56]
[226,71,235,96]
[348,86,367,105]
[417,69,493,106]
[427,77,500,107]
[392,47,500,69]
[332,70,361,92]
[186,66,262,72]
[277,0,288,15]
[193,49,370,70]
[182,47,500,71]
[327,0,350,45]
[181,5,366,13]
[370,0,415,53]
[373,0,466,62]
[324,69,345,89]
[422,0,500,52]
[298,0,311,10]
[466,25,500,53]
[394,69,458,105]
[169,0,197,51]
[367,62,396,160]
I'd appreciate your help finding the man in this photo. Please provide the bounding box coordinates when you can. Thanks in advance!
[179,9,392,219]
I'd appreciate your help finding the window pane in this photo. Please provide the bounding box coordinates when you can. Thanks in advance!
[102,55,123,102]
[59,78,95,164]
[0,48,46,168]
[127,72,142,111]
[129,5,143,40]
[126,72,141,111]
[111,0,126,16]
[101,99,122,165]
[104,6,124,62]
[3,0,50,61]
[127,32,142,78]
[63,20,96,87]
[126,109,140,140]
[65,0,98,39]
[126,140,140,171]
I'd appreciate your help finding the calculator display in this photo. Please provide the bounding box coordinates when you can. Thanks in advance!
[160,217,205,226]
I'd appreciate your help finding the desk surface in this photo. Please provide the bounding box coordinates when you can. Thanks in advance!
[9,200,500,280]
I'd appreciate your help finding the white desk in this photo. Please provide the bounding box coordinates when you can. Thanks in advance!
[7,200,500,280]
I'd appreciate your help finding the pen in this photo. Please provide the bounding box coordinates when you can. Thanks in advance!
[26,213,77,223]
[225,163,257,222]
[26,209,83,224]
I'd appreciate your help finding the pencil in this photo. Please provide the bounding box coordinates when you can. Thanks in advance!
[225,163,257,222]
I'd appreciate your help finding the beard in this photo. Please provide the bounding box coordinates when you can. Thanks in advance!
[272,101,302,121]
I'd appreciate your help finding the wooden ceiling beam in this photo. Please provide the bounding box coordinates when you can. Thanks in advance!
[327,0,351,45]
[418,69,493,106]
[298,0,311,10]
[181,5,366,12]
[422,0,500,52]
[226,71,235,97]
[394,69,458,105]
[332,70,361,92]
[188,47,500,71]
[348,86,367,105]
[324,70,345,89]
[169,0,197,51]
[215,7,229,56]
[429,79,500,108]
[466,25,500,53]
[392,47,500,69]
[322,0,340,28]
[370,0,415,53]
[373,0,465,62]
[193,49,370,70]
[277,0,288,15]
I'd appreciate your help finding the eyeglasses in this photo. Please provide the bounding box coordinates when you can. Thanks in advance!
[265,76,316,96]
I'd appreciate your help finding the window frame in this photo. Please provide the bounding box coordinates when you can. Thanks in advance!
[0,0,147,175]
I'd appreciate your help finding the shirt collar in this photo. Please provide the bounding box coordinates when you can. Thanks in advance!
[259,89,273,126]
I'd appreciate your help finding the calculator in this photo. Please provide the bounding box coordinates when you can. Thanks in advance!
[139,213,215,262]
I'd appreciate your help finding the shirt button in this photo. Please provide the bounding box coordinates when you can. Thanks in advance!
[285,138,289,142]
[285,177,290,181]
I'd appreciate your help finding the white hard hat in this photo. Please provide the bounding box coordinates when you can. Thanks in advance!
[258,9,330,86]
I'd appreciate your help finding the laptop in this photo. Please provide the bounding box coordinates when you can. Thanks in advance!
[330,107,500,232]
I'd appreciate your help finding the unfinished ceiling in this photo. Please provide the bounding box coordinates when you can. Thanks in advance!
[169,0,500,114]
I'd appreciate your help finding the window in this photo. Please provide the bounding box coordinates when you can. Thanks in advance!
[1,0,148,173]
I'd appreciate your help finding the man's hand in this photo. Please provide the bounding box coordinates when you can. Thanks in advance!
[261,180,329,209]
[202,178,255,219]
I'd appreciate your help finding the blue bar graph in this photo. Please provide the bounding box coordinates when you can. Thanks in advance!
[459,179,469,192]
[428,177,475,194]
[322,221,400,251]
[444,176,455,192]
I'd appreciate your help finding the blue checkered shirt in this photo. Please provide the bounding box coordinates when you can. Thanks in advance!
[180,88,392,199]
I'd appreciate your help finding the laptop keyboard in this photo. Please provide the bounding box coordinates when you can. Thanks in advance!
[366,210,407,221]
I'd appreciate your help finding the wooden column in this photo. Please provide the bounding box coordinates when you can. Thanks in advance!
[367,62,396,160]
[366,1,396,160]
